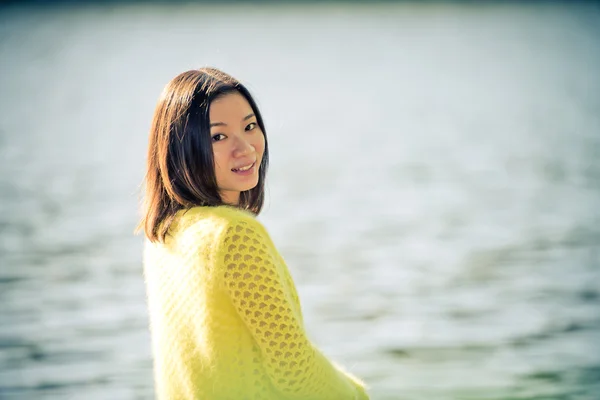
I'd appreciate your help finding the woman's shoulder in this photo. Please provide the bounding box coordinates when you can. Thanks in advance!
[158,205,264,252]
[175,205,263,237]
[177,206,275,256]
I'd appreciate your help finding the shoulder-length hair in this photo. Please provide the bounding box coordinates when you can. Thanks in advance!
[138,67,269,243]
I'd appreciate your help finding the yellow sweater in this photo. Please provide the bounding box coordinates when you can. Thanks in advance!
[143,205,369,400]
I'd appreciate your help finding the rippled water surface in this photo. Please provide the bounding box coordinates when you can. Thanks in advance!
[1,2,599,399]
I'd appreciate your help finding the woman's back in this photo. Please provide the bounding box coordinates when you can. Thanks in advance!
[145,206,271,399]
[144,206,367,399]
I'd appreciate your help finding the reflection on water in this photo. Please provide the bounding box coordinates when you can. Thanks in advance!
[1,2,599,399]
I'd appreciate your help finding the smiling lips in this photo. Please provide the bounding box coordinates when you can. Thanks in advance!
[232,161,256,173]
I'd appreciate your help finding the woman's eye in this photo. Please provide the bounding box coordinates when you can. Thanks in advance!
[245,122,257,131]
[212,134,226,142]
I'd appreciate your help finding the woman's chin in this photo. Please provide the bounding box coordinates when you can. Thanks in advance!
[238,177,260,192]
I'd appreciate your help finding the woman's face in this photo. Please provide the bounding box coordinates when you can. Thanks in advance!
[209,92,265,205]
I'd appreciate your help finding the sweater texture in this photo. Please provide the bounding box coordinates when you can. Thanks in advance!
[143,205,369,400]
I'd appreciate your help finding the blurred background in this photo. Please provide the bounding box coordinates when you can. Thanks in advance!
[1,0,599,399]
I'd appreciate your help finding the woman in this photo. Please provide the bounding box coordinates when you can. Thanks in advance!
[140,67,369,400]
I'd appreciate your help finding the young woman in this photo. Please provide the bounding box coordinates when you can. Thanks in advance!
[140,68,369,400]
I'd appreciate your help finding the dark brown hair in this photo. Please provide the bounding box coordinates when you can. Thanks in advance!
[138,68,269,242]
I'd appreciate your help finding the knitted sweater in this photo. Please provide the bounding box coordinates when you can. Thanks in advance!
[143,205,369,400]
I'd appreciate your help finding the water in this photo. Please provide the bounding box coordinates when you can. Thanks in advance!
[1,2,599,399]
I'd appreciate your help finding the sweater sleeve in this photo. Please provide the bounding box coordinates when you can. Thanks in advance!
[216,217,369,400]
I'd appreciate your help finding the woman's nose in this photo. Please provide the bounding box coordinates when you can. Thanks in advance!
[232,136,254,157]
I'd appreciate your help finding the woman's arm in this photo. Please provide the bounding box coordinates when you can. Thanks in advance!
[215,217,369,400]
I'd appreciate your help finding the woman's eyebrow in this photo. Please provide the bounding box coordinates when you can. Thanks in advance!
[210,113,255,128]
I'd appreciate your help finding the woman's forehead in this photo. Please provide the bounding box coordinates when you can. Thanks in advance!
[210,92,252,115]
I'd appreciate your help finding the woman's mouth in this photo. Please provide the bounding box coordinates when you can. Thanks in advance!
[232,162,256,175]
